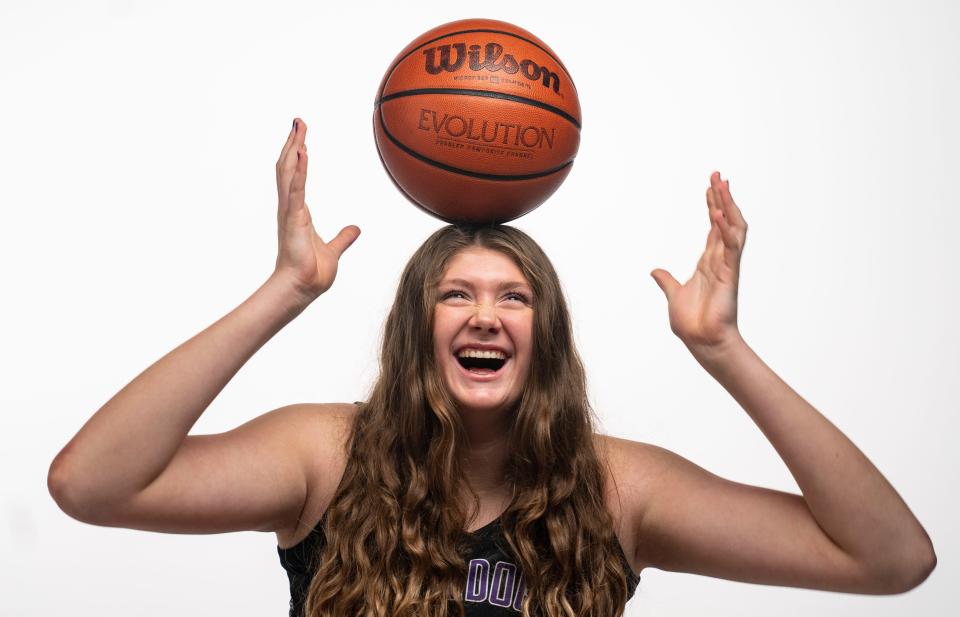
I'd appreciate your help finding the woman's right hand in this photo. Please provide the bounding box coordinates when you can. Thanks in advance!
[273,118,360,304]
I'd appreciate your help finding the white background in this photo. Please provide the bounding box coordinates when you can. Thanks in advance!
[1,0,955,615]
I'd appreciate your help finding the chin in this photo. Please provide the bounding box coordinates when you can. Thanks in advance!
[455,396,509,413]
[450,388,521,415]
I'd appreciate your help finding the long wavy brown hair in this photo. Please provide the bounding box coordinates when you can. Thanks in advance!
[303,224,633,617]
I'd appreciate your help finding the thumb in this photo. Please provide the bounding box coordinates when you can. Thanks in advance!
[650,268,680,300]
[326,225,361,258]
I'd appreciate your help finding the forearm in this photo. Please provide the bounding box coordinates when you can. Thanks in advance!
[690,335,935,575]
[48,274,309,514]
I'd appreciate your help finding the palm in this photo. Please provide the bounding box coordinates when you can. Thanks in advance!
[652,172,747,352]
[277,199,341,294]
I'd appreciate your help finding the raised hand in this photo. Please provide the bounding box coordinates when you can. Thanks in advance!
[650,171,748,354]
[273,118,360,303]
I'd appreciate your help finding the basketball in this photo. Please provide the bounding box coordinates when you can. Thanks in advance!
[373,18,581,224]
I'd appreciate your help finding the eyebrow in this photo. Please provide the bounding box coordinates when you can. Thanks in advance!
[438,278,532,291]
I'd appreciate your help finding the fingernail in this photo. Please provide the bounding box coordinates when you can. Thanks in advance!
[292,119,297,131]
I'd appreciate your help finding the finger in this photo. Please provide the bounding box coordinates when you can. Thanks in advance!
[276,119,303,210]
[708,207,744,275]
[280,145,308,221]
[276,119,302,186]
[326,225,362,258]
[709,171,722,194]
[705,181,726,250]
[709,171,724,217]
[719,179,748,230]
[278,118,307,181]
[705,183,725,231]
[708,209,728,264]
[708,175,728,235]
[705,184,718,216]
[287,145,308,214]
[714,181,746,254]
[277,118,299,165]
[650,268,681,300]
[705,172,744,273]
[711,173,739,231]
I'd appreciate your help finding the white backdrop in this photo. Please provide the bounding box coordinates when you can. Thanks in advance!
[1,0,955,615]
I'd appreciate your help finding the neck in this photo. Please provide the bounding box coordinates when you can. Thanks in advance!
[461,431,510,493]
[457,405,512,493]
[459,432,512,529]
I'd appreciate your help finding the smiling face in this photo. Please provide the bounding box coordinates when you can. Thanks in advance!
[433,246,534,419]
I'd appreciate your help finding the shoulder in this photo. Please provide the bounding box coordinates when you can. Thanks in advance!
[590,434,663,574]
[591,433,666,500]
[594,434,715,508]
[289,401,358,483]
[592,433,676,487]
[292,401,359,438]
[273,402,357,465]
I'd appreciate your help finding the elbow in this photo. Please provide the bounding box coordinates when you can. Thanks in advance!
[872,539,937,595]
[47,457,81,520]
[897,543,937,593]
[47,456,70,509]
[47,457,103,525]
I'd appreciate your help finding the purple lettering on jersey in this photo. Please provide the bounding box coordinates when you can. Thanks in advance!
[489,562,517,608]
[512,574,526,611]
[464,558,527,612]
[465,559,490,602]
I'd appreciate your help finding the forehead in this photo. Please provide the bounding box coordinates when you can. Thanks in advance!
[439,247,529,286]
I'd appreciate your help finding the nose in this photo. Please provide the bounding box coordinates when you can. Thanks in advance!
[469,302,500,332]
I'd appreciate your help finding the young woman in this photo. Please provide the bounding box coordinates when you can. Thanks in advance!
[48,118,936,617]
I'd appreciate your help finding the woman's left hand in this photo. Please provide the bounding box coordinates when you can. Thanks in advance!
[651,171,748,355]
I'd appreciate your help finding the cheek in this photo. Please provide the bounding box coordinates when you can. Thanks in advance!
[432,307,451,334]
[504,310,533,335]
[502,315,534,355]
[433,308,465,351]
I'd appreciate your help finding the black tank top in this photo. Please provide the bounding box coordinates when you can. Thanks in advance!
[277,513,641,616]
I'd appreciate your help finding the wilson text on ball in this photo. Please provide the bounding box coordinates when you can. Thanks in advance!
[422,43,561,94]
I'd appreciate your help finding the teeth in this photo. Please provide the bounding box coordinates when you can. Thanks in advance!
[457,348,507,360]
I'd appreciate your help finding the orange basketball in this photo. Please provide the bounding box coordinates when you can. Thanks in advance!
[373,18,581,224]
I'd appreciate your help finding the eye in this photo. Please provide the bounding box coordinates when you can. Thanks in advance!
[505,291,531,304]
[441,289,469,301]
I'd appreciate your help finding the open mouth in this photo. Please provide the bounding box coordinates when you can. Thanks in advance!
[456,355,507,374]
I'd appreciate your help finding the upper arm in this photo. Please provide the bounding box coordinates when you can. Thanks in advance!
[86,403,353,536]
[612,438,881,594]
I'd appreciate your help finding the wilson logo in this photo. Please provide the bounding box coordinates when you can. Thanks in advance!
[423,43,561,94]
